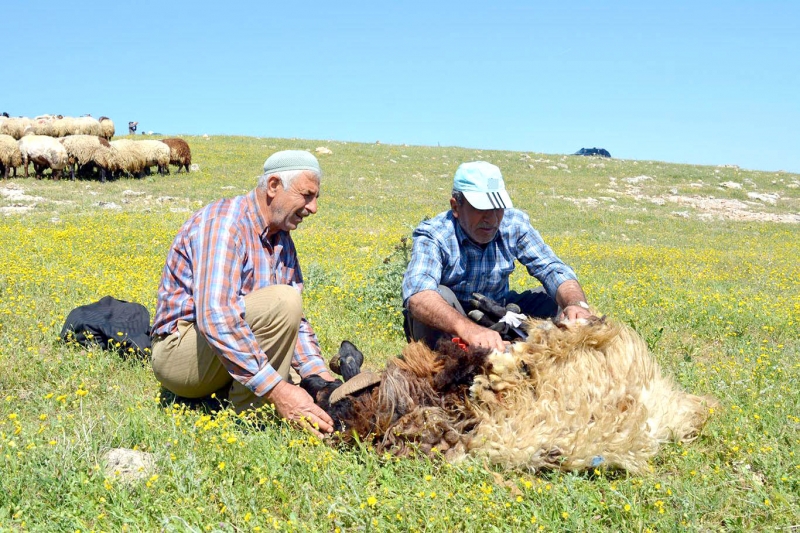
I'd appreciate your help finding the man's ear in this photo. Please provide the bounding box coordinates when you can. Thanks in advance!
[265,174,283,199]
[450,197,460,219]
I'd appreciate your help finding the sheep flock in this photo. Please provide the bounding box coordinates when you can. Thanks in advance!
[0,113,191,181]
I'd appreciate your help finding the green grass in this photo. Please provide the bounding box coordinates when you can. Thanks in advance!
[0,135,798,531]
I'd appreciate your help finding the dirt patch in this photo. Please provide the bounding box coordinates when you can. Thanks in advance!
[651,194,798,223]
[0,184,44,203]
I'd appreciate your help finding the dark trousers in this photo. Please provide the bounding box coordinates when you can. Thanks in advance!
[404,285,558,347]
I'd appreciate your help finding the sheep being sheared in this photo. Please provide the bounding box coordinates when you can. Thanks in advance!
[302,317,715,473]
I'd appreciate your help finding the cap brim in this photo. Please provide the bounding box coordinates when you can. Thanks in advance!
[463,190,512,210]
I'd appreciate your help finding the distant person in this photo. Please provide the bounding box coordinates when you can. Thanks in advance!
[150,150,336,436]
[128,121,138,135]
[402,161,595,352]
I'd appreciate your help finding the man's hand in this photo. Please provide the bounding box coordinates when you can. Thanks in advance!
[265,380,334,437]
[559,304,594,323]
[457,321,507,352]
[555,280,595,325]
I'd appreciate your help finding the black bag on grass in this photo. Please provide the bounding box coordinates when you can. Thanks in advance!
[60,296,152,358]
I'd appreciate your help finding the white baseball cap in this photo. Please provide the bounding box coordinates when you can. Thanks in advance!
[453,161,512,210]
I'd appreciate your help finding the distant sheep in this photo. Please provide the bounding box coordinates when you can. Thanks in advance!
[109,140,147,178]
[0,117,33,140]
[45,116,102,138]
[18,134,68,179]
[31,116,57,136]
[137,140,170,175]
[71,116,103,137]
[302,317,715,473]
[160,138,191,173]
[98,117,115,140]
[0,134,23,179]
[109,139,169,178]
[59,135,117,182]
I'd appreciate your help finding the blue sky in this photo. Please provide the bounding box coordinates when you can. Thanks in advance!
[3,1,798,172]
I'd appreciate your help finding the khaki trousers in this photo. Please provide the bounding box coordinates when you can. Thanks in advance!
[151,285,302,412]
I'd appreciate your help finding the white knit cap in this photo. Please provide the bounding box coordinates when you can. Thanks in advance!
[263,150,321,175]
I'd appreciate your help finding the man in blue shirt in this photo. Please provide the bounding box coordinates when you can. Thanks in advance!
[402,161,594,352]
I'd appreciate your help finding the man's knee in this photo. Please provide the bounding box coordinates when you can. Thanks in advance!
[509,288,558,318]
[244,284,303,333]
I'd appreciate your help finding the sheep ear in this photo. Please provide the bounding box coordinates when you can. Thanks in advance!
[339,340,363,359]
[331,341,365,382]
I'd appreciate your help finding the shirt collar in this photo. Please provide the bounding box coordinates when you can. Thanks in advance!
[246,189,274,245]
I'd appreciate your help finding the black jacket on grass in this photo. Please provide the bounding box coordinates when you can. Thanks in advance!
[60,296,151,358]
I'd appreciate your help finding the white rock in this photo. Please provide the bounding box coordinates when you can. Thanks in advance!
[315,146,333,155]
[103,448,155,482]
[720,181,742,189]
[746,192,779,205]
[623,175,653,184]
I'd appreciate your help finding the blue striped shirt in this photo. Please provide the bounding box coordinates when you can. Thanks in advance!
[402,208,577,305]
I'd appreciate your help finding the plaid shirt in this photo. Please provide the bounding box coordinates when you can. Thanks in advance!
[151,189,326,396]
[402,209,577,306]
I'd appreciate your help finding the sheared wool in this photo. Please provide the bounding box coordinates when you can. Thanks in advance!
[466,318,714,472]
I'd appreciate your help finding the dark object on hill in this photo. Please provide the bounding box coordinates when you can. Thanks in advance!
[128,121,138,134]
[60,296,151,358]
[574,147,611,158]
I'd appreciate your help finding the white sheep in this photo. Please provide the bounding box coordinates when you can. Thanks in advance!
[18,134,68,179]
[59,135,117,182]
[131,139,170,176]
[98,117,115,140]
[0,117,33,140]
[109,140,147,178]
[0,134,23,179]
[31,115,58,136]
[108,139,170,178]
[71,116,103,137]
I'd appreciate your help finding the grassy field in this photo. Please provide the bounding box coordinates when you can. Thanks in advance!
[0,135,798,532]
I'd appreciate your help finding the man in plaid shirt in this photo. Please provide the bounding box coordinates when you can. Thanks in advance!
[402,161,594,352]
[151,150,335,436]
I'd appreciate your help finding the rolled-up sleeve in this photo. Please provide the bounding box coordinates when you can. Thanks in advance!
[402,232,444,305]
[514,215,577,299]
